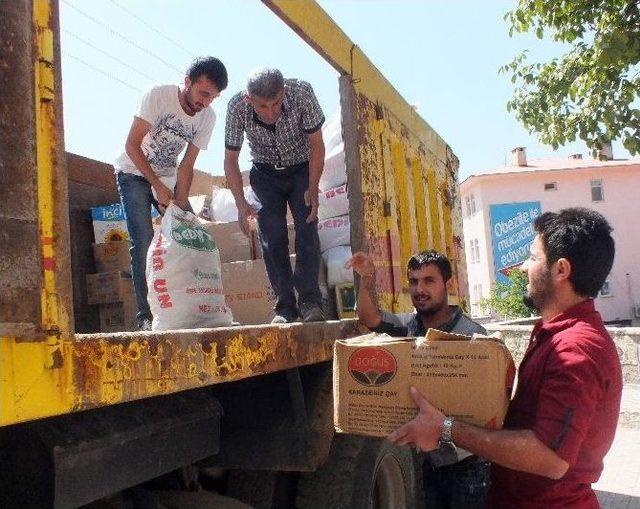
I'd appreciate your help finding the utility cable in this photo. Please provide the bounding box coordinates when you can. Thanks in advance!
[62,0,184,75]
[63,51,143,92]
[108,0,194,58]
[63,29,159,83]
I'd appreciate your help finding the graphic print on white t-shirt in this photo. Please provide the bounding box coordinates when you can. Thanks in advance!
[114,85,215,178]
[144,112,197,176]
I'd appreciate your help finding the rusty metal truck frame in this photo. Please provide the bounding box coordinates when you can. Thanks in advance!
[1,1,464,507]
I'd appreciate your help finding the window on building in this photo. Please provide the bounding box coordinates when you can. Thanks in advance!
[544,182,557,191]
[591,179,604,202]
[465,194,477,217]
[471,283,484,317]
[599,277,612,297]
[469,238,480,264]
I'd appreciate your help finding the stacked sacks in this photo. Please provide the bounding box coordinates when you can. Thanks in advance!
[318,109,354,290]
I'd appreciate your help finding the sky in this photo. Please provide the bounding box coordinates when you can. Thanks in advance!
[59,0,631,182]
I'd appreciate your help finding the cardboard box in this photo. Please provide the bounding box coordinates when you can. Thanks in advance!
[99,292,137,333]
[203,221,253,263]
[252,223,296,260]
[221,258,277,324]
[91,203,129,244]
[91,202,160,244]
[92,241,131,274]
[222,255,329,325]
[333,330,515,438]
[86,271,134,305]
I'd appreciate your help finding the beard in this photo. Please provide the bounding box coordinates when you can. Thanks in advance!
[413,294,447,317]
[523,269,552,314]
[184,87,203,112]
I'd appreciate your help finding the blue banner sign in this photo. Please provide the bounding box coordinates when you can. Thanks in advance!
[489,201,541,284]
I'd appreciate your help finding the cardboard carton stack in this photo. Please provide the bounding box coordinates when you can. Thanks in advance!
[89,198,329,330]
[333,330,516,438]
[86,270,136,333]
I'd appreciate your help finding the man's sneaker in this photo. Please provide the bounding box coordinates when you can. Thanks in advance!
[271,309,299,324]
[137,317,153,331]
[300,303,325,323]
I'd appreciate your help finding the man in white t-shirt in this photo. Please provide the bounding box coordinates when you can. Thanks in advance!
[114,56,228,330]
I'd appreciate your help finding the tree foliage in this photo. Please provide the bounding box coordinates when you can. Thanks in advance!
[501,0,640,155]
[480,269,532,319]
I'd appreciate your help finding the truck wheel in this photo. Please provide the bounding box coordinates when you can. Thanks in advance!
[295,434,422,509]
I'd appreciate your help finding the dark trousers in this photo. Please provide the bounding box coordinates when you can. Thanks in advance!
[423,459,490,509]
[250,162,322,315]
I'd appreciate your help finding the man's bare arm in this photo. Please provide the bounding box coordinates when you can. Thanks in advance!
[345,252,383,329]
[174,143,200,209]
[389,387,569,480]
[125,117,172,208]
[305,129,325,223]
[223,148,254,236]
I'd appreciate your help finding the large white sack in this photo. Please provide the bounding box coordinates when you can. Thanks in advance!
[210,186,262,222]
[318,183,349,221]
[319,141,347,192]
[318,214,351,252]
[322,108,343,154]
[321,245,354,287]
[146,203,233,330]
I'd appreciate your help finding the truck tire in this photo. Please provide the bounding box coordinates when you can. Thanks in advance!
[295,434,423,509]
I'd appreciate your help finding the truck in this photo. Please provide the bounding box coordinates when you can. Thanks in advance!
[0,1,465,507]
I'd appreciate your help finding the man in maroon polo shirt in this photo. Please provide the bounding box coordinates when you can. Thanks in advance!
[388,207,622,508]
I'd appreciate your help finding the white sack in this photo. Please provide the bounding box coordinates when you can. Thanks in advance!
[321,245,354,287]
[210,186,262,222]
[319,141,347,192]
[318,183,349,220]
[318,214,351,252]
[322,108,343,154]
[146,203,233,330]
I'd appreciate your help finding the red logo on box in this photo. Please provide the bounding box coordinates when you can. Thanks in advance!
[348,347,397,386]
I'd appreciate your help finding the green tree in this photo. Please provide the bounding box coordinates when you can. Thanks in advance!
[480,269,532,319]
[501,1,640,155]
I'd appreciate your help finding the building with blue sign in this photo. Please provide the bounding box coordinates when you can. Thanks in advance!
[461,147,640,324]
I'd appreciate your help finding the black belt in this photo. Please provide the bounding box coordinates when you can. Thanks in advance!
[254,161,308,172]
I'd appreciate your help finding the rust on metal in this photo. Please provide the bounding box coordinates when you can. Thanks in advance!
[2,320,365,426]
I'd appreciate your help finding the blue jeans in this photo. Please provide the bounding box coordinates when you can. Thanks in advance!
[423,458,490,509]
[250,162,322,316]
[116,172,158,322]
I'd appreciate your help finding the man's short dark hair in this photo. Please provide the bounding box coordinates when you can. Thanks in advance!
[407,250,452,282]
[534,207,615,297]
[187,57,228,91]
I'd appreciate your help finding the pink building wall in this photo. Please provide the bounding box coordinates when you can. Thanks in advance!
[461,160,640,323]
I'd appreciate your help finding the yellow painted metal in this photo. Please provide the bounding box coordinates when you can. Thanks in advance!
[2,0,462,426]
[1,322,362,426]
[263,0,463,313]
[426,165,443,252]
[411,157,428,249]
[34,0,69,333]
[263,0,448,163]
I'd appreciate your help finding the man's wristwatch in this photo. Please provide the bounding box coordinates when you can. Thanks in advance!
[439,416,455,446]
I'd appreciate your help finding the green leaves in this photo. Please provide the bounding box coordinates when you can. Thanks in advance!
[504,0,640,154]
[480,269,531,319]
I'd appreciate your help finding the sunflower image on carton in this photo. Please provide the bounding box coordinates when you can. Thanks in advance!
[333,330,515,437]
